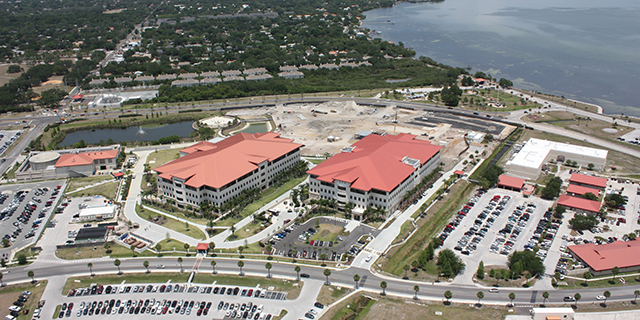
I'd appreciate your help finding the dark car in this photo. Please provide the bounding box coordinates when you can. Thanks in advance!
[300,273,310,278]
[314,302,324,309]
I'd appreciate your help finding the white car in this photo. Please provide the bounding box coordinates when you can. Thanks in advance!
[488,288,499,293]
[365,255,372,262]
[596,295,606,300]
[8,306,21,312]
[157,264,165,269]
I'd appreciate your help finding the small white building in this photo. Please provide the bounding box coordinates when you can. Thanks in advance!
[530,308,574,320]
[78,205,117,222]
[505,138,608,179]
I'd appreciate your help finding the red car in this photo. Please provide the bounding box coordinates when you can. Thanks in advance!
[309,240,314,245]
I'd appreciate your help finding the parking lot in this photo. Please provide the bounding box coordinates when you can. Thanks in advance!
[271,217,380,263]
[439,188,553,273]
[56,282,323,320]
[0,180,65,259]
[0,129,24,158]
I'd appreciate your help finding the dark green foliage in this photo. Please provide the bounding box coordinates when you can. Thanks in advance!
[479,165,503,188]
[541,176,563,200]
[498,78,513,88]
[436,249,465,278]
[569,214,599,231]
[7,65,22,73]
[476,261,485,280]
[553,205,566,219]
[38,88,68,107]
[605,193,627,208]
[440,85,462,106]
[461,76,474,87]
[583,192,598,201]
[508,250,545,277]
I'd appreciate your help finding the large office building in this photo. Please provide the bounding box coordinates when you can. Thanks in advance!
[307,133,442,217]
[154,132,302,208]
[505,138,608,179]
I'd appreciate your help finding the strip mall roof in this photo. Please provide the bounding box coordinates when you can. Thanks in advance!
[154,132,302,189]
[55,149,119,167]
[569,240,640,272]
[498,174,525,190]
[557,194,601,213]
[566,184,601,196]
[569,173,608,189]
[307,133,442,192]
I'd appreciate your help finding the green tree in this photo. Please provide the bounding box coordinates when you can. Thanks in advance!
[380,281,387,296]
[265,262,272,278]
[508,292,516,305]
[444,290,452,304]
[634,290,640,303]
[177,257,183,272]
[498,78,513,88]
[208,242,215,255]
[211,260,217,274]
[569,214,599,231]
[403,264,410,278]
[0,273,3,287]
[554,206,566,219]
[114,259,122,274]
[612,266,621,281]
[17,253,27,265]
[323,269,331,285]
[413,285,420,300]
[27,270,35,283]
[583,271,593,286]
[508,250,545,277]
[38,88,67,108]
[87,262,93,276]
[583,192,598,201]
[574,293,581,307]
[353,274,360,289]
[542,291,549,305]
[476,261,485,280]
[238,260,245,276]
[320,253,327,266]
[541,176,563,200]
[436,249,466,278]
[603,290,611,304]
[295,265,301,280]
[476,291,484,305]
[143,261,150,274]
[7,65,22,73]
[184,243,190,253]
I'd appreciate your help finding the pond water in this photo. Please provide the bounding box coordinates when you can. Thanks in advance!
[237,122,269,134]
[60,121,195,146]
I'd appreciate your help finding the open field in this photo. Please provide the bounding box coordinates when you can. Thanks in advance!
[0,64,27,86]
[520,129,640,173]
[315,285,352,306]
[380,180,474,277]
[146,149,180,170]
[524,91,601,113]
[66,176,114,192]
[0,280,48,320]
[68,180,119,200]
[136,204,206,240]
[319,294,509,320]
[525,111,633,139]
[231,220,270,240]
[309,224,346,243]
[62,273,302,298]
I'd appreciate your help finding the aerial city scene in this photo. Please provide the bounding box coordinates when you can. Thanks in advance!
[0,0,639,319]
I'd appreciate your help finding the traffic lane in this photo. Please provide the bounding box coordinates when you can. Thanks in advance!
[3,258,640,305]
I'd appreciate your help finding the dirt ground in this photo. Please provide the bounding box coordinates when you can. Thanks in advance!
[227,101,472,162]
[0,63,28,86]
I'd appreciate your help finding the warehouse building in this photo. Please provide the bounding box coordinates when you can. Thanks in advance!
[154,132,302,208]
[307,133,442,217]
[505,138,608,179]
[569,240,640,275]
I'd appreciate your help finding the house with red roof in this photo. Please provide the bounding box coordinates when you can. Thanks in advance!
[154,132,302,208]
[306,133,442,216]
[569,173,608,190]
[569,240,640,275]
[557,194,601,214]
[497,174,525,191]
[566,184,600,197]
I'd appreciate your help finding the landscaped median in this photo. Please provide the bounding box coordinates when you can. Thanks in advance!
[55,239,189,260]
[62,273,303,299]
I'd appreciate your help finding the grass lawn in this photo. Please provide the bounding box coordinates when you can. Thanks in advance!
[67,176,115,192]
[306,158,326,165]
[526,91,600,113]
[231,220,270,240]
[63,273,303,299]
[559,274,640,290]
[67,180,120,200]
[147,149,180,170]
[529,111,633,140]
[320,294,509,320]
[309,224,347,243]
[55,239,188,260]
[315,285,353,306]
[520,129,640,173]
[0,280,48,320]
[142,203,210,224]
[272,309,288,320]
[217,176,306,227]
[380,180,474,277]
[136,204,206,240]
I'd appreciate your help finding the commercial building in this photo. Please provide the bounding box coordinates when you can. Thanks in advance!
[557,194,601,214]
[16,145,121,182]
[74,227,109,244]
[505,138,608,179]
[566,184,601,197]
[307,133,442,217]
[497,174,525,191]
[77,205,117,222]
[569,240,640,275]
[155,132,302,208]
[569,173,608,190]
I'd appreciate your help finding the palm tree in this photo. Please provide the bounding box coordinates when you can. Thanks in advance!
[177,257,183,272]
[209,242,216,256]
[143,261,150,274]
[265,263,272,279]
[583,271,593,286]
[612,267,620,282]
[238,260,245,276]
[403,264,410,278]
[114,259,122,275]
[542,291,550,305]
[380,281,387,296]
[27,270,35,283]
[413,285,420,300]
[0,273,3,287]
[295,266,301,280]
[323,269,331,285]
[634,290,640,303]
[574,293,581,308]
[508,292,516,306]
[476,291,484,305]
[444,290,452,304]
[320,253,327,266]
[603,291,611,305]
[353,274,360,289]
[87,263,93,277]
[211,260,217,274]
[184,243,190,254]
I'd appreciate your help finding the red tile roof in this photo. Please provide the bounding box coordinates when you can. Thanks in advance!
[196,243,209,250]
[569,173,607,189]
[569,240,640,272]
[454,170,465,176]
[557,194,601,213]
[112,172,124,178]
[306,133,442,192]
[180,141,217,155]
[55,149,119,167]
[498,174,525,190]
[154,132,302,189]
[566,184,601,196]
